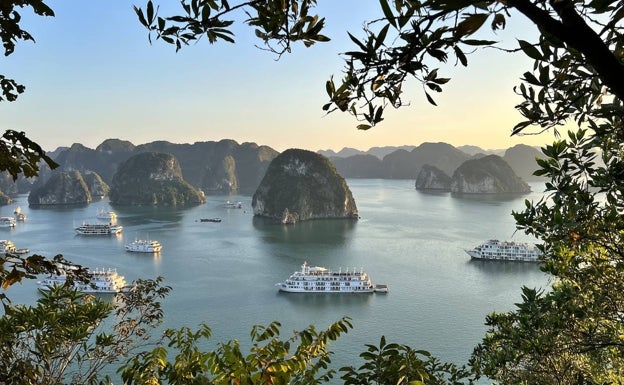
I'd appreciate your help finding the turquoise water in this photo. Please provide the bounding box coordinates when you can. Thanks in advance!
[4,179,550,375]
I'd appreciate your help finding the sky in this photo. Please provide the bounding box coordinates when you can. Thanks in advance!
[1,0,558,153]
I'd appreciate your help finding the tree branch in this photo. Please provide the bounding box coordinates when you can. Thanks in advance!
[508,0,624,100]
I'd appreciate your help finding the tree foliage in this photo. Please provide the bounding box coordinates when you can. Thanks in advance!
[0,253,85,306]
[340,336,474,385]
[0,277,171,384]
[120,317,353,385]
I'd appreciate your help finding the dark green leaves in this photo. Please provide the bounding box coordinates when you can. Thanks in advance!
[341,336,473,385]
[518,39,543,60]
[454,13,489,38]
[121,316,354,385]
[136,0,330,55]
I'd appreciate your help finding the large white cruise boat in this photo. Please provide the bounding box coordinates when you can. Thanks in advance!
[465,239,542,262]
[125,239,162,253]
[38,267,130,293]
[276,262,387,293]
[75,222,123,235]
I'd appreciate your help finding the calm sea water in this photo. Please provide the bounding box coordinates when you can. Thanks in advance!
[4,179,549,377]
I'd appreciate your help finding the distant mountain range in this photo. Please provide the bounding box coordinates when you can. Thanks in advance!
[317,144,508,159]
[322,143,544,182]
[2,140,545,206]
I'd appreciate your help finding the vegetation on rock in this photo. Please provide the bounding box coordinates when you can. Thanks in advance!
[252,149,358,223]
[415,164,452,191]
[109,152,205,206]
[451,155,531,194]
[28,170,95,206]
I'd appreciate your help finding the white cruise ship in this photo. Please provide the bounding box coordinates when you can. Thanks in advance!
[75,222,123,235]
[223,200,243,209]
[96,209,117,221]
[38,267,130,293]
[0,216,16,228]
[465,239,542,262]
[276,262,387,293]
[125,239,162,253]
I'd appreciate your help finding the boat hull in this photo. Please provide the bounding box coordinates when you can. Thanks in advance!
[276,283,374,293]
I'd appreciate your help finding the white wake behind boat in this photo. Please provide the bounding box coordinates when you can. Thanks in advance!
[465,239,542,262]
[125,239,162,253]
[276,262,388,293]
[38,267,130,293]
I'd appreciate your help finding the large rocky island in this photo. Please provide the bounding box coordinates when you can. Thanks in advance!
[450,155,531,194]
[28,171,108,206]
[252,149,358,224]
[109,152,206,205]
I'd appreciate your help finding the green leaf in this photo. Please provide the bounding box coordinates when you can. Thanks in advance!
[347,32,367,52]
[518,39,543,60]
[462,39,498,46]
[491,13,506,30]
[147,0,154,24]
[379,0,397,28]
[454,46,467,66]
[455,13,489,38]
[375,24,390,50]
[425,91,437,106]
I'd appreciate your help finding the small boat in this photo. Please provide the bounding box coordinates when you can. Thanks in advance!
[465,239,542,262]
[75,222,123,235]
[13,206,26,221]
[14,248,29,255]
[0,239,16,253]
[223,200,243,209]
[199,218,222,223]
[0,217,16,228]
[374,284,389,293]
[38,267,130,293]
[96,209,117,221]
[275,262,387,294]
[125,239,162,253]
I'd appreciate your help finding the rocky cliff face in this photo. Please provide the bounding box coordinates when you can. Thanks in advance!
[135,139,277,194]
[82,172,109,199]
[382,142,471,179]
[28,171,98,205]
[415,164,452,191]
[109,152,206,205]
[503,144,545,182]
[451,155,531,194]
[252,149,358,223]
[38,139,278,196]
[330,154,384,178]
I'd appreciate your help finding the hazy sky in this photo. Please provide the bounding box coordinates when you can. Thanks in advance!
[2,0,557,153]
